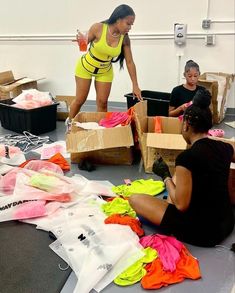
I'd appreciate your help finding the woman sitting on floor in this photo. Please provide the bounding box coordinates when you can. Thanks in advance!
[129,88,235,247]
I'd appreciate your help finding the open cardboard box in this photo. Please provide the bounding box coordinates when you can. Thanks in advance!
[0,71,38,100]
[134,100,235,204]
[133,101,187,174]
[66,111,134,165]
[56,95,76,121]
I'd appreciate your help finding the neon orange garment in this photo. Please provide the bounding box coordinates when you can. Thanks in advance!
[139,234,183,272]
[127,106,139,144]
[48,153,70,172]
[104,214,145,237]
[19,154,70,172]
[19,159,35,168]
[154,117,162,133]
[141,246,201,289]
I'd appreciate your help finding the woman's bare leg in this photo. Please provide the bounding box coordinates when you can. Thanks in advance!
[129,194,169,225]
[94,81,112,112]
[69,76,92,119]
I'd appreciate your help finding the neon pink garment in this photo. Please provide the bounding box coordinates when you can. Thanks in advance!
[99,112,130,128]
[178,101,193,121]
[0,167,19,194]
[0,197,61,222]
[208,129,224,137]
[41,145,64,160]
[0,168,72,202]
[12,100,42,109]
[141,246,201,289]
[12,90,53,109]
[0,145,21,157]
[23,160,64,175]
[139,234,183,272]
[14,200,47,219]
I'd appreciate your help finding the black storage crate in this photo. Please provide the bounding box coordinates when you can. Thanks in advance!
[0,99,58,135]
[125,90,171,116]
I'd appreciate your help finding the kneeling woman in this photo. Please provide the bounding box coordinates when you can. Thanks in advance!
[129,89,235,247]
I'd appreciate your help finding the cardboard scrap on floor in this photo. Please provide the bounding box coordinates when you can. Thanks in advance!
[225,121,235,129]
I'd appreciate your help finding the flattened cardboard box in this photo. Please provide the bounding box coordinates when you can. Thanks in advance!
[198,72,234,124]
[0,70,38,100]
[134,101,187,174]
[197,78,219,124]
[66,111,134,165]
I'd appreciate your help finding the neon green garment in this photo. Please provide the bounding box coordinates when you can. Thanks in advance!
[114,247,158,286]
[101,197,136,218]
[29,173,59,192]
[112,179,165,197]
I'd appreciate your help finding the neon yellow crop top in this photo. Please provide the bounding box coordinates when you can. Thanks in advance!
[81,23,124,74]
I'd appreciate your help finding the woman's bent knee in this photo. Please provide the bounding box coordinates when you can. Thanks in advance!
[129,194,145,210]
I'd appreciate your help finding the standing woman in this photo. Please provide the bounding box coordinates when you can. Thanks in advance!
[67,4,142,128]
[129,88,235,247]
[169,60,205,117]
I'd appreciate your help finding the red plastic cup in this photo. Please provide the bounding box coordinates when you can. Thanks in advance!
[77,31,88,52]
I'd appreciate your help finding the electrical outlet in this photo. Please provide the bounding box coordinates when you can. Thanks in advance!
[205,34,216,46]
[202,19,211,29]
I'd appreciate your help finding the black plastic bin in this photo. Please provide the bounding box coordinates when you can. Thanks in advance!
[0,99,58,135]
[125,90,171,116]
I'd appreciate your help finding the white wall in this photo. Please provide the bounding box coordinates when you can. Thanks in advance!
[0,0,234,107]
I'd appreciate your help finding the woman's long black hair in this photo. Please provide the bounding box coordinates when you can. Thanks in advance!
[103,4,135,69]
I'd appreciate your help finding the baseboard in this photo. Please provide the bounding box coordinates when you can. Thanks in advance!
[226,108,235,115]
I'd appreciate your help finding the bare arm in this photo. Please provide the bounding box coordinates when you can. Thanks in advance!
[169,104,188,117]
[165,166,192,211]
[123,35,142,100]
[78,23,101,44]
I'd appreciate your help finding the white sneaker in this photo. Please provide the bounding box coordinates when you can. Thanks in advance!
[65,117,72,133]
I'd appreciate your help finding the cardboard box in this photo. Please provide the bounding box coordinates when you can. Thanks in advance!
[66,111,134,165]
[0,71,38,100]
[198,72,234,124]
[134,101,187,174]
[56,95,76,121]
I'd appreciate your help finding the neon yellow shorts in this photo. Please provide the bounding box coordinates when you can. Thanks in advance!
[75,57,114,82]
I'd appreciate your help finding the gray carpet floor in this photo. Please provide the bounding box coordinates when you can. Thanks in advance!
[0,101,234,293]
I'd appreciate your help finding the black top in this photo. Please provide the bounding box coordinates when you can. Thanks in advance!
[175,138,234,240]
[170,84,205,108]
